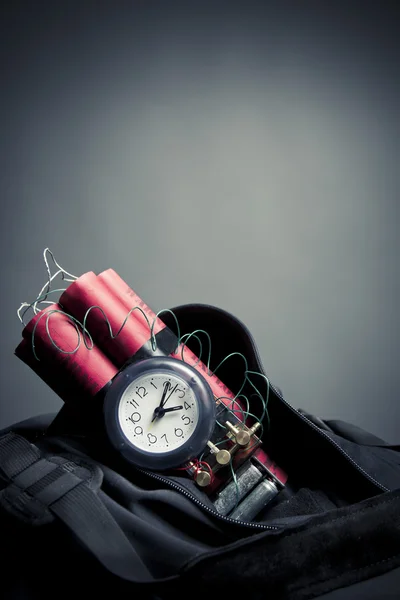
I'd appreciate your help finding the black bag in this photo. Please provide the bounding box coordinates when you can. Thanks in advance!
[1,304,400,599]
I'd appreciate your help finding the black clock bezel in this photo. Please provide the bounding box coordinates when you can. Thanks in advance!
[103,356,216,470]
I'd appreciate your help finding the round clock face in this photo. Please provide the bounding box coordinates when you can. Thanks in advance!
[118,372,199,453]
[104,357,216,470]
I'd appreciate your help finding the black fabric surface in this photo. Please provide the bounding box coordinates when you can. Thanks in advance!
[181,490,400,600]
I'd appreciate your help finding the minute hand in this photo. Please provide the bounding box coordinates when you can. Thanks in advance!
[151,384,170,423]
[162,383,178,407]
[158,383,170,408]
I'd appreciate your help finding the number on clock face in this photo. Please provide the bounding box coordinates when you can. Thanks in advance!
[118,373,199,453]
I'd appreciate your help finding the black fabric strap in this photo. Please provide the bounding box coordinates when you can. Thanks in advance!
[13,458,58,488]
[0,431,40,479]
[121,326,178,369]
[0,432,154,583]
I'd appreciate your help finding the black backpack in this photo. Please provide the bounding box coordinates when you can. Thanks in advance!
[1,304,400,599]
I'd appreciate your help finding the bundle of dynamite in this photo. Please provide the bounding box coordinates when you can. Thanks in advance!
[15,267,287,491]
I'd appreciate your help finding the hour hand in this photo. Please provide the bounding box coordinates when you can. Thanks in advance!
[151,404,183,422]
[162,405,183,414]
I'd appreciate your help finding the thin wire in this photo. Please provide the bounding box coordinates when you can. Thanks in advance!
[230,460,240,512]
[33,269,71,314]
[198,460,213,480]
[231,394,250,420]
[215,395,246,428]
[18,249,77,325]
[212,352,249,400]
[245,370,271,428]
[212,355,271,428]
[45,310,82,356]
[179,333,204,366]
[179,329,212,372]
[43,248,78,281]
[31,308,93,361]
[17,303,32,324]
[81,305,151,349]
[38,248,77,314]
[175,458,214,482]
[19,288,68,326]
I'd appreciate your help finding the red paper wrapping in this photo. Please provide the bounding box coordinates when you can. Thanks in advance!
[98,268,165,337]
[20,303,118,400]
[59,272,155,367]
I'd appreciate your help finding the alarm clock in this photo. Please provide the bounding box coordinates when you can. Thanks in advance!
[103,355,283,522]
[103,357,216,470]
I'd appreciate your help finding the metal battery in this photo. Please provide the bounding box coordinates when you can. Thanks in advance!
[230,478,279,521]
[213,462,264,516]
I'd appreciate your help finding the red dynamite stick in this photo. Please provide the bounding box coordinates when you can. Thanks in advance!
[21,303,118,400]
[98,269,165,336]
[97,269,236,404]
[59,273,155,368]
[97,269,167,358]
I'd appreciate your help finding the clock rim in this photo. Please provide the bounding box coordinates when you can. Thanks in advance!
[103,356,216,470]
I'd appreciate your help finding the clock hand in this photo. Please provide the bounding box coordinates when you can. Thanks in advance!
[151,404,183,423]
[162,383,178,407]
[160,381,170,405]
[151,382,180,423]
[162,405,183,414]
[151,383,170,423]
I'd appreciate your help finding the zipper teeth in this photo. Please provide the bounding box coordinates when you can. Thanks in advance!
[246,329,390,493]
[138,468,279,531]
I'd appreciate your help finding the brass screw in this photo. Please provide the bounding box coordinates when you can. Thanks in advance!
[215,449,231,465]
[207,440,232,465]
[225,421,251,447]
[195,470,211,487]
[249,422,261,435]
[207,440,220,454]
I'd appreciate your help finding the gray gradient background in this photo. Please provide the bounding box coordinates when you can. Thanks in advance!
[1,2,399,441]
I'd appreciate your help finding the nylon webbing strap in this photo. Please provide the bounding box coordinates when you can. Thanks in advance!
[0,431,40,478]
[0,432,154,583]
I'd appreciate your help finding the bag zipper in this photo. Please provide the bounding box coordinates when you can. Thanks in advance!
[137,467,279,531]
[281,397,389,492]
